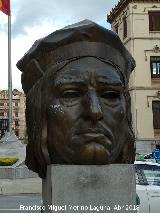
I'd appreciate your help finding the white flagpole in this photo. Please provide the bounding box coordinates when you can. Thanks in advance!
[8,12,12,134]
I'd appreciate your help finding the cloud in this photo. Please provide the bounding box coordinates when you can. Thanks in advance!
[0,0,118,90]
[12,0,117,37]
[0,33,8,89]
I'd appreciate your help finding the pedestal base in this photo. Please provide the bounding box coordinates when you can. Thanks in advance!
[42,165,137,213]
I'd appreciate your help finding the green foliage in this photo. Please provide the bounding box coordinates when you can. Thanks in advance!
[136,194,140,205]
[136,155,145,161]
[0,158,18,166]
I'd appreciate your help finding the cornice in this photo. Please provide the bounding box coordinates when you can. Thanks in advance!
[107,0,160,23]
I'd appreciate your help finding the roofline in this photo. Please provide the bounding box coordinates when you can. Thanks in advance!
[107,0,160,24]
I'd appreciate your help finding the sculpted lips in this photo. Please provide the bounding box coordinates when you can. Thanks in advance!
[74,128,113,147]
[80,142,110,164]
[72,128,112,164]
[70,126,113,165]
[83,132,105,137]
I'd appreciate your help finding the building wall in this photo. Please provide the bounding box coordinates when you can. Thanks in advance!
[108,1,160,153]
[0,89,26,139]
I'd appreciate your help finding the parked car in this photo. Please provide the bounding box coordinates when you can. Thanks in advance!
[135,161,160,213]
[144,149,160,161]
[144,153,154,160]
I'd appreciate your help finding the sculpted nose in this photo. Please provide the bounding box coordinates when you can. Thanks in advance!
[84,90,103,121]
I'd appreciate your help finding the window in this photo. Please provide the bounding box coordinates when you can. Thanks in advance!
[0,119,9,130]
[15,130,19,137]
[0,103,4,106]
[15,102,18,107]
[15,120,19,126]
[149,11,160,31]
[15,112,18,117]
[152,101,160,129]
[0,112,4,116]
[123,16,127,38]
[150,56,160,78]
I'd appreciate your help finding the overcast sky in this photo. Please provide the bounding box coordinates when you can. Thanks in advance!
[0,0,118,91]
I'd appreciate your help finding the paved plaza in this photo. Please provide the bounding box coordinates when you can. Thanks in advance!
[0,194,42,213]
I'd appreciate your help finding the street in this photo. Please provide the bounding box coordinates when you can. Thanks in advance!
[0,194,42,213]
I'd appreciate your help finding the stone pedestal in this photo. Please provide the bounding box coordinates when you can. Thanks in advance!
[42,165,137,213]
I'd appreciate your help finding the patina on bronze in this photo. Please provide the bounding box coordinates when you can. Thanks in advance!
[17,20,136,178]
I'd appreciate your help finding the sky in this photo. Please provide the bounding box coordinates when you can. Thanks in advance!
[0,0,118,91]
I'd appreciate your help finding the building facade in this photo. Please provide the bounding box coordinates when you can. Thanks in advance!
[107,0,160,154]
[0,89,26,139]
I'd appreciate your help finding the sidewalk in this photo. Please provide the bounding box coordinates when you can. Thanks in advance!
[0,177,42,195]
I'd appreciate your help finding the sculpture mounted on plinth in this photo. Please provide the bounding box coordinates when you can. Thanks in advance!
[17,20,136,178]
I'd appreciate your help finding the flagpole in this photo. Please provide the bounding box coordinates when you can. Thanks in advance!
[8,13,12,134]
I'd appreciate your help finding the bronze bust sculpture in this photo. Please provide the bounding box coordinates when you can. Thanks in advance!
[17,20,136,178]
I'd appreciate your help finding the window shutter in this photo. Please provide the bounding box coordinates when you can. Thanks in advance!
[123,16,127,38]
[149,11,160,31]
[152,101,160,129]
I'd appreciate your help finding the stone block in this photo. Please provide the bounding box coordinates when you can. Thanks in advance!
[42,165,137,213]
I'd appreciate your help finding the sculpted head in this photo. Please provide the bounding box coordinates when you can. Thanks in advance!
[17,20,136,178]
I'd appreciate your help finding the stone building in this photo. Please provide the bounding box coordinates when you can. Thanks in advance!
[0,89,26,139]
[107,0,160,154]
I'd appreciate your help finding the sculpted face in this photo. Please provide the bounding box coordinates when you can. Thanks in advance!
[47,57,128,164]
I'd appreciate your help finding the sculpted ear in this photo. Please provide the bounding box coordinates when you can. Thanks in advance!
[21,59,44,94]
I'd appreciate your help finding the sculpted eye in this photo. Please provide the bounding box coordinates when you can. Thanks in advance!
[61,90,83,99]
[100,91,120,99]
